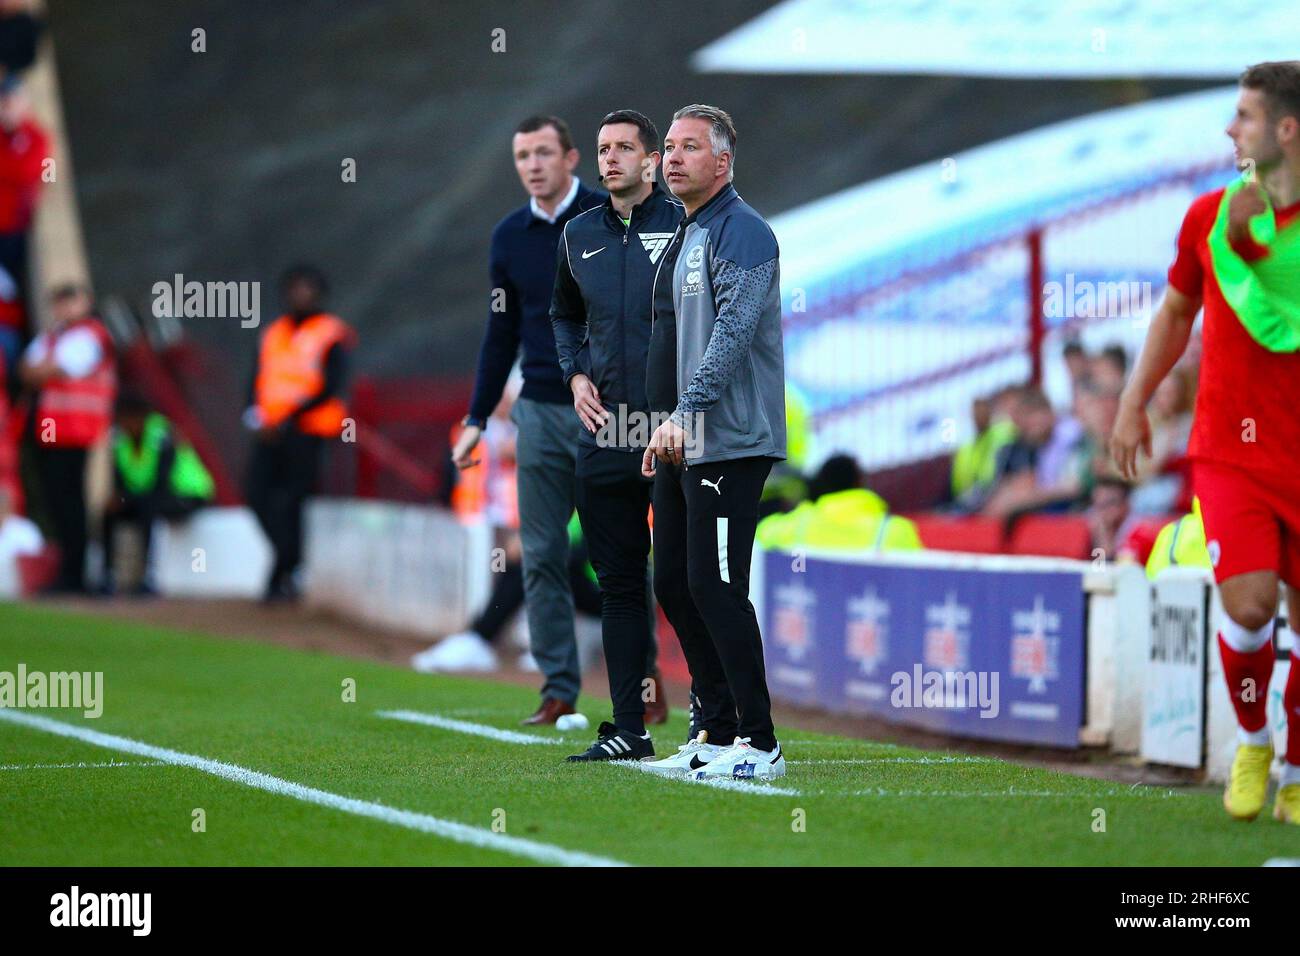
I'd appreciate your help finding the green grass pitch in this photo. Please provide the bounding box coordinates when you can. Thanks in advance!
[1,603,1297,866]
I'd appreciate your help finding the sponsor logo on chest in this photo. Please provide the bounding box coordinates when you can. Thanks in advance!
[680,243,707,298]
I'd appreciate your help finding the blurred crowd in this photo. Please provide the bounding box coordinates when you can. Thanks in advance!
[950,338,1200,562]
[730,336,1204,570]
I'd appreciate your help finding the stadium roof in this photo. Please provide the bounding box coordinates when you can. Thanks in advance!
[694,0,1300,79]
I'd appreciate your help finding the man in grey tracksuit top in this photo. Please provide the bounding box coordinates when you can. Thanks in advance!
[642,105,787,774]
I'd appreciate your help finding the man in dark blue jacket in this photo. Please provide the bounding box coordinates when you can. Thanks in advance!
[550,110,683,761]
[450,115,604,725]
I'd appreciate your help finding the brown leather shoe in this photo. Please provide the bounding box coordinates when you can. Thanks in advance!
[644,670,668,725]
[521,697,575,726]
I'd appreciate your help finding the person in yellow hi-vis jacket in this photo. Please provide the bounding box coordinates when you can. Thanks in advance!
[1145,497,1212,580]
[760,382,813,518]
[757,454,922,553]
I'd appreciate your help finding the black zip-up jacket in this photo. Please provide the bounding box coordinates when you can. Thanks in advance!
[550,183,684,447]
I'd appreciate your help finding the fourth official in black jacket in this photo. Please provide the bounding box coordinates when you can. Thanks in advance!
[551,180,682,445]
[550,111,683,760]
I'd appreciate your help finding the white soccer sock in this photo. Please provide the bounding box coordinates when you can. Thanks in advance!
[1238,725,1271,746]
[1221,616,1274,653]
[1281,763,1300,787]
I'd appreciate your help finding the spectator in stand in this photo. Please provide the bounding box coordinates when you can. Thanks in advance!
[950,392,1017,511]
[1091,343,1128,394]
[1087,476,1142,562]
[982,386,1088,519]
[0,78,49,375]
[1073,378,1124,496]
[1062,341,1089,391]
[19,283,116,593]
[99,393,215,596]
[757,453,922,553]
[0,1,41,81]
[1128,366,1195,515]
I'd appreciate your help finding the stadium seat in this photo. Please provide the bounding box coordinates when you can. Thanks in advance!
[1007,514,1092,560]
[906,514,1005,554]
[16,545,61,596]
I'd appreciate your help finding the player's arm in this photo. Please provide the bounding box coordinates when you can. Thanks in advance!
[549,229,603,433]
[1110,284,1201,480]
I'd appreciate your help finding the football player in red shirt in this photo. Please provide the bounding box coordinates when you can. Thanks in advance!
[1112,61,1300,825]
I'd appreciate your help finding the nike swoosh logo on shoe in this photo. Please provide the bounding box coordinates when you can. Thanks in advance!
[687,754,711,770]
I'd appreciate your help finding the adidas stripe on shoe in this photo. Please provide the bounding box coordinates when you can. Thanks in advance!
[566,721,655,762]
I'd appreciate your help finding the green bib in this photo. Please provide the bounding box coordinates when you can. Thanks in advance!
[1206,176,1300,352]
[114,413,215,500]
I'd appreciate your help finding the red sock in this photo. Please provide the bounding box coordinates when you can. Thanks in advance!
[1218,633,1273,733]
[1286,650,1300,765]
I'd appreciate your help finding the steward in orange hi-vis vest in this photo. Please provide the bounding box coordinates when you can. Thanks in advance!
[254,312,354,437]
[34,316,117,448]
[246,265,354,603]
[450,419,519,530]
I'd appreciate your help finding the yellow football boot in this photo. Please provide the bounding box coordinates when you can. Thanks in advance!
[1272,783,1300,825]
[1223,744,1272,821]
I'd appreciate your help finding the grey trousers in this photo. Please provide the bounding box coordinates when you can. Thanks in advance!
[511,397,583,704]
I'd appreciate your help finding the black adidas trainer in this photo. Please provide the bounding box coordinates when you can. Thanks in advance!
[566,721,654,762]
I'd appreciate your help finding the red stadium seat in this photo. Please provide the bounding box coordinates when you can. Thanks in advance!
[906,514,1005,554]
[17,545,61,595]
[1007,515,1092,560]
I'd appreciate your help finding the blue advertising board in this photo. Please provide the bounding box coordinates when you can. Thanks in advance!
[763,552,1086,747]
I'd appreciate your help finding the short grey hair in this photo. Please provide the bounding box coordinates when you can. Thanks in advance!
[672,104,736,181]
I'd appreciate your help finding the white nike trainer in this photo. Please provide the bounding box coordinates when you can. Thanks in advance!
[640,730,726,775]
[693,736,786,781]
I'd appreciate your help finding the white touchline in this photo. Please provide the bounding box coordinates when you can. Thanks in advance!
[614,760,802,797]
[0,710,626,867]
[0,760,164,771]
[375,711,803,795]
[850,786,1183,799]
[376,710,567,745]
[790,757,996,765]
[377,711,802,795]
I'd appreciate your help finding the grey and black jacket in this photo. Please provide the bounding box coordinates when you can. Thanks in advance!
[550,183,684,448]
[646,182,786,465]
